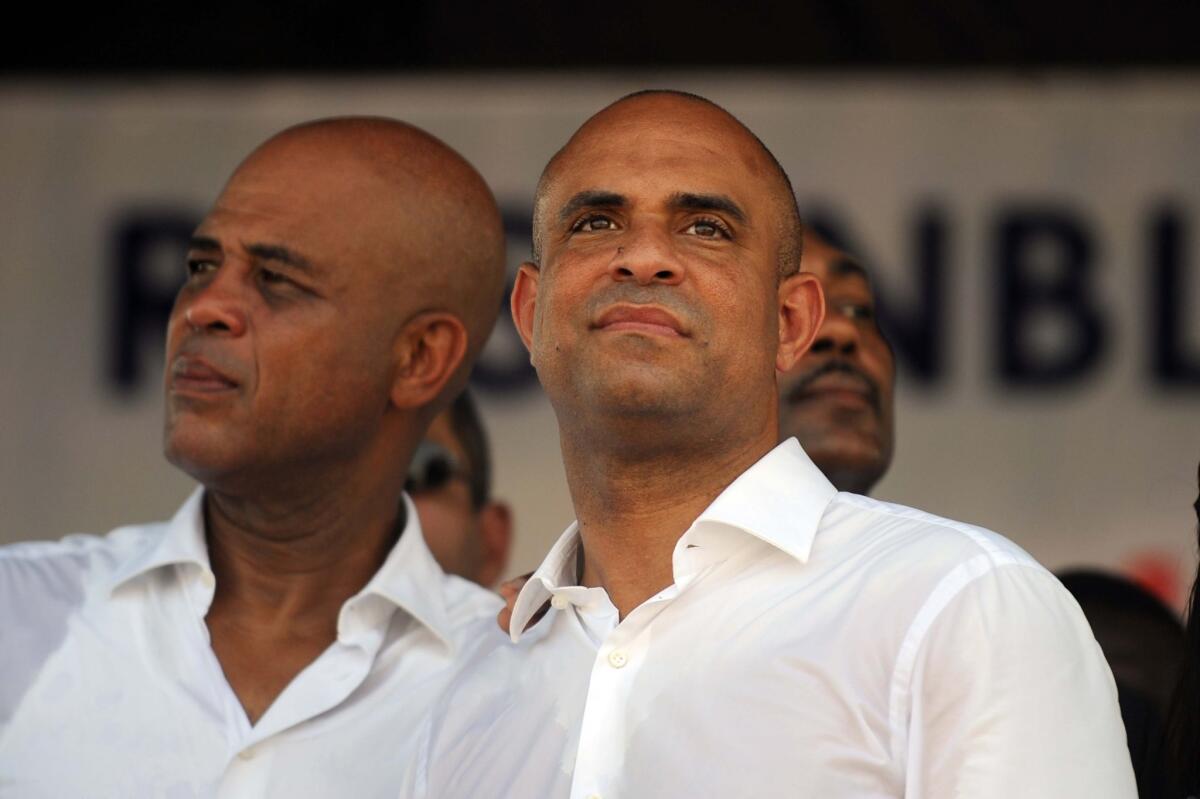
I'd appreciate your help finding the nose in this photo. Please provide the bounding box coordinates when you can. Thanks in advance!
[809,302,861,357]
[609,225,685,286]
[175,268,248,337]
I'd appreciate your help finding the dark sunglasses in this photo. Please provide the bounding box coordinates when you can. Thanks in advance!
[406,441,468,496]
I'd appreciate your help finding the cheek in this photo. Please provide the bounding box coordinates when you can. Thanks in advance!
[257,328,391,416]
[863,336,897,390]
[163,308,189,357]
[413,497,476,571]
[531,273,586,352]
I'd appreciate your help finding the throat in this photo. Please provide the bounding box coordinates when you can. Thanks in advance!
[576,514,686,620]
[207,614,338,725]
[200,494,404,725]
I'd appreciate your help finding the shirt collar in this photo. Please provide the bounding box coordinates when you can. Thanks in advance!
[508,438,838,641]
[685,437,837,565]
[107,488,459,653]
[107,486,210,593]
[348,492,458,654]
[507,520,582,641]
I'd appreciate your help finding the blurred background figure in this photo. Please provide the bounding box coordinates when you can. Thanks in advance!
[1058,568,1185,799]
[408,390,513,588]
[779,228,895,495]
[1166,461,1200,799]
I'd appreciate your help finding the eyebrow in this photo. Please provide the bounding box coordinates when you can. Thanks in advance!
[557,190,627,223]
[556,190,748,227]
[668,192,747,224]
[187,236,317,275]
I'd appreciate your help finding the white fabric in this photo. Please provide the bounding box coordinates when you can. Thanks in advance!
[0,488,501,799]
[412,439,1136,799]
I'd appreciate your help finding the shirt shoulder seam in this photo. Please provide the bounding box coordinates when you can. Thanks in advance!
[885,554,1048,776]
[0,532,126,563]
[834,493,1029,565]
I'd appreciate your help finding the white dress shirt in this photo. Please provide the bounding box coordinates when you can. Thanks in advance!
[0,488,501,798]
[412,439,1136,799]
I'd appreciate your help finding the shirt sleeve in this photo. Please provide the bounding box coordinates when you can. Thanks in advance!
[902,561,1137,799]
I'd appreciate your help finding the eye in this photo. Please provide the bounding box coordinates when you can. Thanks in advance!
[684,217,730,239]
[570,214,618,233]
[186,259,216,278]
[259,268,288,285]
[837,303,875,321]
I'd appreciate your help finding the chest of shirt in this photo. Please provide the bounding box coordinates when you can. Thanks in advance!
[428,551,925,799]
[0,582,456,798]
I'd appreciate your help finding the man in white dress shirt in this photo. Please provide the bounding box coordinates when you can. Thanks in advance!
[411,91,1136,799]
[0,117,506,796]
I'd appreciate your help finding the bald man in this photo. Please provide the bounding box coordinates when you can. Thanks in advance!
[781,227,895,494]
[409,91,1133,799]
[0,118,507,797]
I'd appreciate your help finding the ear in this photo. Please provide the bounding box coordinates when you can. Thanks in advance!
[510,262,540,353]
[473,501,514,589]
[389,311,470,410]
[776,271,825,373]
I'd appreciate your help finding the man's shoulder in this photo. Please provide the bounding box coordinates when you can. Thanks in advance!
[0,521,166,601]
[822,492,1043,573]
[806,492,1062,633]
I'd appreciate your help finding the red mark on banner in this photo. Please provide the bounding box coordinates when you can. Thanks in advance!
[1123,551,1183,612]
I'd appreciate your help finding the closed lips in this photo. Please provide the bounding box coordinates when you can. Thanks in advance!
[594,306,686,337]
[171,356,239,390]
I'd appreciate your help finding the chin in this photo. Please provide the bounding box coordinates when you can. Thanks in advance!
[584,372,705,419]
[809,448,887,495]
[163,424,251,487]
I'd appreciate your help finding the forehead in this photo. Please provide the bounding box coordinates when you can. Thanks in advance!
[210,147,372,230]
[803,239,871,293]
[546,101,775,212]
[197,146,397,280]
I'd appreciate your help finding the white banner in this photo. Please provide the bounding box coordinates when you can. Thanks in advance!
[2,74,1197,604]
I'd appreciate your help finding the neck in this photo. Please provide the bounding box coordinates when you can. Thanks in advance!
[561,415,778,619]
[203,439,415,629]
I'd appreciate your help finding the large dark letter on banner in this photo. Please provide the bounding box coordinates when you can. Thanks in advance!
[109,211,194,391]
[1149,204,1200,388]
[995,207,1108,387]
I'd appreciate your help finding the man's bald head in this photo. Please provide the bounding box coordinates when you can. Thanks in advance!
[166,116,507,489]
[531,90,803,279]
[230,117,507,393]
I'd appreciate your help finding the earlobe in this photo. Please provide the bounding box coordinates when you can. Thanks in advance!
[389,312,469,410]
[510,263,540,353]
[777,272,825,372]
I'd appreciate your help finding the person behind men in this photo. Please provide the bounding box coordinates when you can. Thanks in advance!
[1058,568,1185,799]
[1166,461,1200,798]
[409,90,1134,799]
[409,389,513,588]
[0,117,507,796]
[780,227,895,495]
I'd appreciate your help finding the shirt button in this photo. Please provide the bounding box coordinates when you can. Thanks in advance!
[607,649,628,669]
[200,571,216,589]
[551,595,569,610]
[237,746,256,760]
[586,794,602,799]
